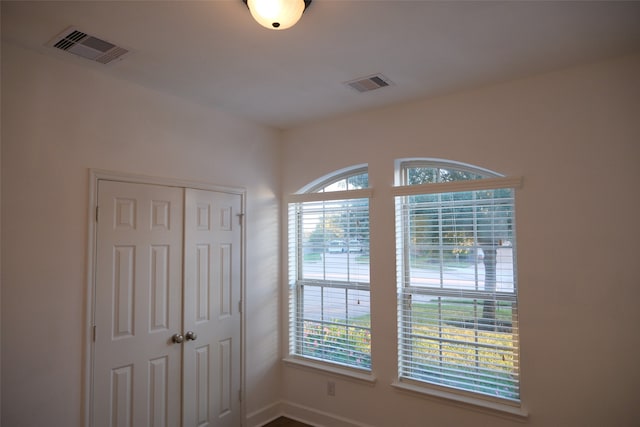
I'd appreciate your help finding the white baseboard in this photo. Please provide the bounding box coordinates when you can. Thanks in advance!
[245,400,374,427]
[246,401,284,427]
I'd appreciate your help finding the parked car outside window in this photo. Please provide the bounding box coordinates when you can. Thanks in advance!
[327,240,346,253]
[347,239,362,252]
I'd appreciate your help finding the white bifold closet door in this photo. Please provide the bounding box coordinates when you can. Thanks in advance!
[93,180,241,427]
[182,188,242,427]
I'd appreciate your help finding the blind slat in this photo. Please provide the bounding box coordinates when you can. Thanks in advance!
[396,185,520,402]
[289,196,371,370]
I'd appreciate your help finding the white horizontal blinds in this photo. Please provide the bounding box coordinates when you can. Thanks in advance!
[396,182,520,402]
[289,197,371,370]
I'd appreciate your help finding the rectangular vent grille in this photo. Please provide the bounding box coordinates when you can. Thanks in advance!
[48,27,129,65]
[344,74,393,93]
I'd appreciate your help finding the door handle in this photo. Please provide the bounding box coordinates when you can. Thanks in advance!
[171,333,184,344]
[185,331,198,341]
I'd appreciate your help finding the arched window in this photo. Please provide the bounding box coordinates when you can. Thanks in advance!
[302,165,369,193]
[394,159,522,404]
[287,166,372,371]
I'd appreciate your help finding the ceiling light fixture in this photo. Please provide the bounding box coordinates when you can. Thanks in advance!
[243,0,312,30]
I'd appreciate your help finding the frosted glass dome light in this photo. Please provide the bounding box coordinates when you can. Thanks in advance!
[245,0,310,30]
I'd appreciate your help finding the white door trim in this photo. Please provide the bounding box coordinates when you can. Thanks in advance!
[84,169,247,427]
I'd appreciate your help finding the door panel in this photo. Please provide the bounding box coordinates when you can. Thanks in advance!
[183,189,242,427]
[93,181,242,427]
[94,180,184,427]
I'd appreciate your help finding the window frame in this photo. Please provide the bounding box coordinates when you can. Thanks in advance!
[285,166,375,380]
[299,164,369,193]
[393,159,525,415]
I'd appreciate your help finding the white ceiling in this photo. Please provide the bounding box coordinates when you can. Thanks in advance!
[3,1,640,129]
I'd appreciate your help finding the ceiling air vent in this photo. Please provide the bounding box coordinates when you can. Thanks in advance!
[344,74,393,93]
[48,27,130,65]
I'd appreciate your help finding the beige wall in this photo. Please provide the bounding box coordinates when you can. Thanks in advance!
[1,42,282,426]
[280,53,640,426]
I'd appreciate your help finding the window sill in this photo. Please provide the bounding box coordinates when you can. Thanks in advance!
[283,357,377,385]
[392,380,528,421]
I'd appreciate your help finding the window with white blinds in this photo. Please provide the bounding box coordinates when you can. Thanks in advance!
[288,169,371,370]
[395,161,521,403]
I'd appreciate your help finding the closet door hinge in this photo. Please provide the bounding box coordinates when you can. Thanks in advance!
[236,213,244,226]
[238,300,242,314]
[95,206,99,223]
[92,325,97,342]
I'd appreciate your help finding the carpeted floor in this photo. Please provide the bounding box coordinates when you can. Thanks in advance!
[262,416,313,427]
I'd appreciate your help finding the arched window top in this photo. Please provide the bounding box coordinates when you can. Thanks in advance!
[297,164,369,194]
[397,158,502,186]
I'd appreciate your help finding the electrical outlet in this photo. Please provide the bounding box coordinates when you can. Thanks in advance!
[327,381,336,396]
